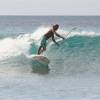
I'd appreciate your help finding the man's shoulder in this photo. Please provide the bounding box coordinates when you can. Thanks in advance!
[47,29,53,33]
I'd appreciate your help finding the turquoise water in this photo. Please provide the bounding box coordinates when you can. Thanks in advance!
[0,16,100,100]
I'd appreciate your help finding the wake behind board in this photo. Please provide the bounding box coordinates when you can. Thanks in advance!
[30,55,50,74]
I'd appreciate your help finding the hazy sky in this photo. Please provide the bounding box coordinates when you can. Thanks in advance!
[0,0,100,15]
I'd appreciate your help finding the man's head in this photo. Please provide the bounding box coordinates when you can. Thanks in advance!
[53,24,59,31]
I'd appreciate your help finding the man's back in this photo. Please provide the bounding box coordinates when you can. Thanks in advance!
[44,29,54,40]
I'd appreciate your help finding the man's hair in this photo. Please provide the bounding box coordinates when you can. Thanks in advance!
[53,24,59,30]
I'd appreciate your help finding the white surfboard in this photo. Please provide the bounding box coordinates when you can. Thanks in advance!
[30,55,50,74]
[31,55,50,65]
[28,55,50,65]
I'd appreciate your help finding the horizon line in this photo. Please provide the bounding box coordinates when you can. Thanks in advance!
[0,15,100,16]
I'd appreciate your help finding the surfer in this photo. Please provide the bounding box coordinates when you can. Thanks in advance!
[38,24,65,54]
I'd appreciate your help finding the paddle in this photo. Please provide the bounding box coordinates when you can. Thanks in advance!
[66,27,77,38]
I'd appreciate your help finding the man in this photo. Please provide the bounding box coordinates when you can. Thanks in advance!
[38,24,65,54]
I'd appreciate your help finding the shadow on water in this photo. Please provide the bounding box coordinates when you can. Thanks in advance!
[30,60,50,74]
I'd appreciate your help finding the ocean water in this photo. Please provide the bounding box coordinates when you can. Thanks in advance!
[0,16,100,100]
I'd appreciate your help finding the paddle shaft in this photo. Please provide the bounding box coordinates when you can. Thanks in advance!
[66,27,77,38]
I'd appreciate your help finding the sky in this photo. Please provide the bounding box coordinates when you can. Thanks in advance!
[0,0,100,15]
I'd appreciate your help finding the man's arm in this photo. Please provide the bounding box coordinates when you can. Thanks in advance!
[52,35,59,46]
[55,32,65,40]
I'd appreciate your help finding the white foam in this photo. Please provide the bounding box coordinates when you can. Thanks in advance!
[0,37,30,60]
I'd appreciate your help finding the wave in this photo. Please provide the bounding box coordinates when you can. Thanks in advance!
[0,26,99,60]
[46,36,100,75]
[0,26,100,74]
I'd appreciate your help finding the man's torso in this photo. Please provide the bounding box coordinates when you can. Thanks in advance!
[44,29,54,40]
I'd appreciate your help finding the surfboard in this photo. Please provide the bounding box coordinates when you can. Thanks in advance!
[31,55,50,65]
[30,55,50,74]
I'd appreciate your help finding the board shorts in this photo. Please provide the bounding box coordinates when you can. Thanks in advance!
[40,36,47,49]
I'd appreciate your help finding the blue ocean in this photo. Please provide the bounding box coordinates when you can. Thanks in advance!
[0,16,100,100]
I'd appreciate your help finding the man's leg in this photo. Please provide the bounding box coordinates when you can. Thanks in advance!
[38,36,47,54]
[38,46,46,55]
[38,46,42,54]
